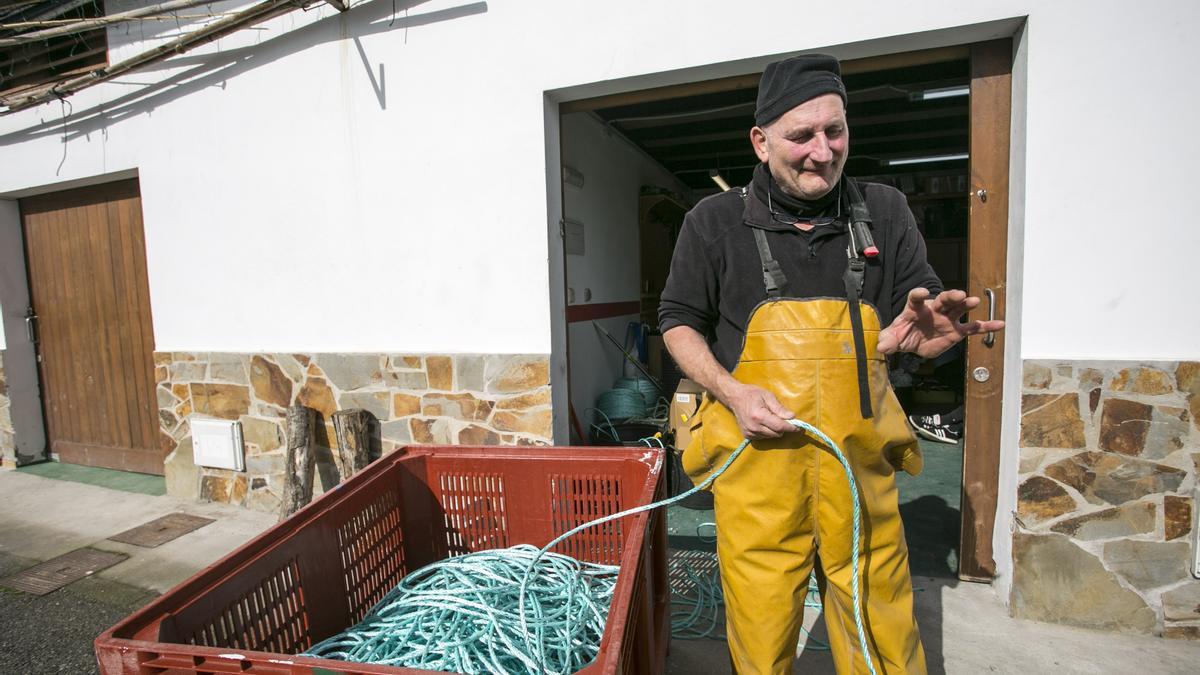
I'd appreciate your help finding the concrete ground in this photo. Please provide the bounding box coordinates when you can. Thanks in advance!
[2,469,1199,674]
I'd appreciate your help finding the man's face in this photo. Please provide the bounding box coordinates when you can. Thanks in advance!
[750,93,848,200]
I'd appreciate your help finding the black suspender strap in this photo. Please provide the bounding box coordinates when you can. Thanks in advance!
[752,228,787,298]
[843,256,873,419]
[843,178,873,419]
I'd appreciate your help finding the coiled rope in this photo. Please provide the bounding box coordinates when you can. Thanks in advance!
[304,418,875,675]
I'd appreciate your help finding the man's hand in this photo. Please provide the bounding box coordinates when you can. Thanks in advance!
[877,288,1006,358]
[725,382,796,439]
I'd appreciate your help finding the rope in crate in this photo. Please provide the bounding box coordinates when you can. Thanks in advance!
[303,419,876,675]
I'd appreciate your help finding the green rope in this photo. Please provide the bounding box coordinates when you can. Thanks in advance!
[304,419,875,675]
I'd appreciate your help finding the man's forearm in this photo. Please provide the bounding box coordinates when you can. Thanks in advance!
[663,325,741,406]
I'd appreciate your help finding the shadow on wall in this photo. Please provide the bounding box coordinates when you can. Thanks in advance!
[0,0,489,146]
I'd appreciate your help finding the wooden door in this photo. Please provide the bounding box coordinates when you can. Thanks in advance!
[958,40,1012,580]
[20,179,162,474]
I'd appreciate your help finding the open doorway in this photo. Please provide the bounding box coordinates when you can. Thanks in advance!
[554,44,1009,584]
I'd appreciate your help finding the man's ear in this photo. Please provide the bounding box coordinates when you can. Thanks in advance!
[750,126,770,163]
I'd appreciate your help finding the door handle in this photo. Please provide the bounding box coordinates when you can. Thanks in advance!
[24,306,38,344]
[983,289,996,347]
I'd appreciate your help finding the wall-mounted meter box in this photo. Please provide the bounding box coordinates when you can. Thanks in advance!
[190,416,245,472]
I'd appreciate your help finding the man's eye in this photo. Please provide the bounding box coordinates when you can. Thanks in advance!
[827,127,844,138]
[790,134,812,144]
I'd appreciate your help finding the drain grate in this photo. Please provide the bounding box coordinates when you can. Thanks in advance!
[108,512,215,548]
[0,548,128,595]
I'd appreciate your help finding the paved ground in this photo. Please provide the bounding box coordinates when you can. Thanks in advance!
[2,467,1199,674]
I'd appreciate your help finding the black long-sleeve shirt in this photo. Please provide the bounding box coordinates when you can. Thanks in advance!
[658,177,942,371]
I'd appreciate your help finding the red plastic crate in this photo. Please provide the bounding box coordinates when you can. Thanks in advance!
[95,445,669,675]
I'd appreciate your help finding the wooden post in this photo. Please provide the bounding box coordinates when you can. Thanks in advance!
[331,409,372,482]
[280,405,316,521]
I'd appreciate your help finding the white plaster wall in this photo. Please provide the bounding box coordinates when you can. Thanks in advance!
[560,112,692,437]
[0,1,1196,359]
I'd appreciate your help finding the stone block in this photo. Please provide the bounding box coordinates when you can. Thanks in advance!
[1079,368,1104,389]
[1163,625,1200,640]
[388,370,429,389]
[295,377,337,418]
[244,487,282,514]
[1111,367,1176,395]
[154,365,168,384]
[156,386,178,409]
[381,419,412,444]
[1099,398,1153,456]
[485,355,549,393]
[163,438,198,500]
[491,409,552,436]
[230,475,248,505]
[170,361,206,381]
[274,354,306,382]
[1043,451,1186,507]
[1162,583,1200,622]
[1021,394,1086,448]
[338,391,390,420]
[158,408,179,432]
[393,393,421,417]
[318,354,382,391]
[1049,501,1156,541]
[250,356,293,408]
[240,415,283,454]
[1103,539,1191,591]
[245,454,285,475]
[200,473,234,503]
[172,352,200,362]
[293,354,311,367]
[388,355,422,370]
[495,388,552,410]
[1023,363,1052,389]
[1089,388,1101,416]
[153,352,172,366]
[1143,406,1190,460]
[456,355,486,391]
[1018,449,1045,475]
[427,356,453,391]
[1017,476,1078,524]
[208,354,249,385]
[1165,495,1193,541]
[422,393,493,422]
[459,424,502,445]
[1176,362,1200,397]
[1011,533,1155,632]
[410,418,452,444]
[190,383,251,420]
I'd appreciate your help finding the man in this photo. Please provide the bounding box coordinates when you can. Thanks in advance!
[658,54,1003,674]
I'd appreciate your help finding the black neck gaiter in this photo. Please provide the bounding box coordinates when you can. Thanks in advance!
[751,163,840,219]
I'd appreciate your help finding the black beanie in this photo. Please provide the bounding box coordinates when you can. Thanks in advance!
[754,54,847,127]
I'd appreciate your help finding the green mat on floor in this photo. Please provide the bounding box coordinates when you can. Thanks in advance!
[16,462,166,496]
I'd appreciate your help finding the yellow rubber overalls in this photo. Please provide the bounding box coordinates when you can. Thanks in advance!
[681,180,927,674]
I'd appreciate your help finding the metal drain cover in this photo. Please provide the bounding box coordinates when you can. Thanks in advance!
[0,548,128,595]
[108,512,215,548]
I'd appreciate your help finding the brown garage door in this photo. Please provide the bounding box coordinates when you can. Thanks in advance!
[20,178,162,475]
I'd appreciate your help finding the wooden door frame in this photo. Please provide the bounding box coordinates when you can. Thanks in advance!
[958,39,1012,580]
[548,40,1015,579]
[19,178,162,475]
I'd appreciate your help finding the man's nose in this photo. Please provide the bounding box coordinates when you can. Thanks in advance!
[809,134,833,164]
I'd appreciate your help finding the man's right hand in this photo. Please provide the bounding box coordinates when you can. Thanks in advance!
[725,382,796,439]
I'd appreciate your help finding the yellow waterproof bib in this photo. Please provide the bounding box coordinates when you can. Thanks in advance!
[683,298,927,675]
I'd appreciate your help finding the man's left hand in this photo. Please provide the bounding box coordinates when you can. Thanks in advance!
[877,288,1005,358]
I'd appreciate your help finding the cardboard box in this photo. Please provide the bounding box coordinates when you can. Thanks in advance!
[668,379,705,450]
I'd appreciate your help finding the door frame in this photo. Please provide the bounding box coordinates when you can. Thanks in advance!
[547,39,1017,581]
[18,178,162,475]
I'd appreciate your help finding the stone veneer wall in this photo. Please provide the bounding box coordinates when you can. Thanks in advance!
[0,351,14,469]
[1014,360,1199,638]
[159,352,552,514]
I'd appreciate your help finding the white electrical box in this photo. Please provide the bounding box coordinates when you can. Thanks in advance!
[191,416,245,471]
[1193,485,1200,579]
